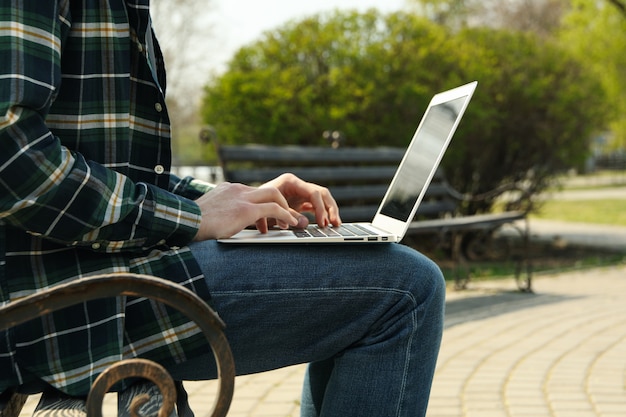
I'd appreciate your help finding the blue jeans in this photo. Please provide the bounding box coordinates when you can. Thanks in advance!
[170,241,445,417]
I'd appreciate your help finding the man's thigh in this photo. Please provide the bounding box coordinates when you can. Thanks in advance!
[170,241,443,379]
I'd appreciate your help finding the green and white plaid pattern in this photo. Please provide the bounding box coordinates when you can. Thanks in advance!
[0,0,213,395]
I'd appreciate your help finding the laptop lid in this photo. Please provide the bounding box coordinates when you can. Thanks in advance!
[370,81,477,240]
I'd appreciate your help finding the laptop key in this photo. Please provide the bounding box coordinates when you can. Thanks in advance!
[292,229,311,238]
[339,224,371,236]
[352,224,377,235]
[331,226,356,236]
[325,227,343,236]
[292,225,372,238]
[306,227,327,237]
[293,226,335,238]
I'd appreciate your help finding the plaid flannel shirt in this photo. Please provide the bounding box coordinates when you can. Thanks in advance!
[0,0,214,395]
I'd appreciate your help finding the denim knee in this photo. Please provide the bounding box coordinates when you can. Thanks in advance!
[395,245,446,308]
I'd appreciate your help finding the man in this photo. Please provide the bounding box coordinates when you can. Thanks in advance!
[0,1,445,416]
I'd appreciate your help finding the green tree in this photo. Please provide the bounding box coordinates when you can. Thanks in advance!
[558,0,626,151]
[202,11,457,147]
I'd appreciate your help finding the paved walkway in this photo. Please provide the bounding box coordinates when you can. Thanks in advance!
[434,267,626,417]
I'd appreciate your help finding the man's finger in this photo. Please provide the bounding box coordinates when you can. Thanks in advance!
[247,187,290,209]
[253,202,299,229]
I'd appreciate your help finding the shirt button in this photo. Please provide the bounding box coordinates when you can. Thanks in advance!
[154,165,165,174]
[91,242,101,250]
[155,103,163,112]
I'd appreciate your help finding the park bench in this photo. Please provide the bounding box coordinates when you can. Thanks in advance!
[0,274,235,417]
[214,142,532,291]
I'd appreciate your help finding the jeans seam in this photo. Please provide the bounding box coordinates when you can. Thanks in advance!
[211,286,418,297]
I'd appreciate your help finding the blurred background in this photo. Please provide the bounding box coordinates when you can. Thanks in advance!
[152,0,625,275]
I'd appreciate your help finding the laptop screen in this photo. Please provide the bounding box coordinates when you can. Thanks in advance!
[378,96,468,222]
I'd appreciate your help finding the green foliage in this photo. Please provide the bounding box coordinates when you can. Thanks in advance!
[202,11,455,147]
[558,0,626,151]
[201,9,610,214]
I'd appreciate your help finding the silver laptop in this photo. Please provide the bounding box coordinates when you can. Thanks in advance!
[218,81,477,244]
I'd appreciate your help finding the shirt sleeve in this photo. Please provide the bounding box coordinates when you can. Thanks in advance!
[0,3,201,252]
[169,174,215,200]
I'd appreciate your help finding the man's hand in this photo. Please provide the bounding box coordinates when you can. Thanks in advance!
[193,182,300,240]
[192,173,341,241]
[260,173,341,230]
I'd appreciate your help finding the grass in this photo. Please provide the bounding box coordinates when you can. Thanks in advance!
[438,247,626,285]
[533,199,626,226]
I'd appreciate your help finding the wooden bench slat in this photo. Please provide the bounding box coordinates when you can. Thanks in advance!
[409,211,526,233]
[327,185,388,203]
[219,145,405,165]
[414,200,458,217]
[225,166,398,185]
[331,183,455,202]
[337,206,379,222]
[303,198,458,223]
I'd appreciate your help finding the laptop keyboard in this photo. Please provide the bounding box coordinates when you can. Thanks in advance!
[292,224,376,238]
